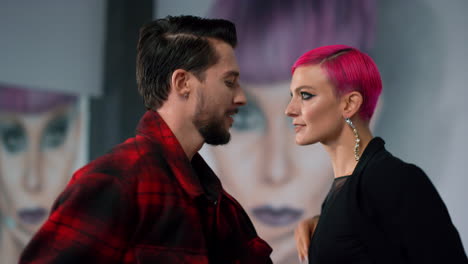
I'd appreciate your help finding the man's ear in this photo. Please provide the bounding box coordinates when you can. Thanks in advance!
[342,91,363,118]
[171,69,192,98]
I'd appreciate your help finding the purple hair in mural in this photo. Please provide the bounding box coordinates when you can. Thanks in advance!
[0,84,77,113]
[210,0,376,84]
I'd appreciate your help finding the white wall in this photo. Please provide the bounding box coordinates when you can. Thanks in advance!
[0,0,106,96]
[154,0,214,18]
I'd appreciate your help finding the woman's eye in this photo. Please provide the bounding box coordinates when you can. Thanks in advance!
[41,115,70,150]
[0,122,27,154]
[301,92,314,100]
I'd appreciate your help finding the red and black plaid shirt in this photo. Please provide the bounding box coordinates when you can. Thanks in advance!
[20,110,272,263]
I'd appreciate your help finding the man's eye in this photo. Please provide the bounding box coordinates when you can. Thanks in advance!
[225,80,235,88]
[301,92,314,100]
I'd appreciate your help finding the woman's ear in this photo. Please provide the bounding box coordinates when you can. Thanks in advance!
[171,69,192,97]
[342,91,363,118]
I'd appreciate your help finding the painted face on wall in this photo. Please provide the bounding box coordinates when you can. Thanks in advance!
[204,81,333,257]
[0,102,81,237]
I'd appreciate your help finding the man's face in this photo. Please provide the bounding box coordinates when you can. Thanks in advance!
[192,39,246,145]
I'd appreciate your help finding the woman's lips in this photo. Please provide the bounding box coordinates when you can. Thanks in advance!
[252,205,303,227]
[294,124,305,133]
[17,207,47,225]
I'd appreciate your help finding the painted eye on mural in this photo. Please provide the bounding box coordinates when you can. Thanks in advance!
[232,95,266,132]
[0,121,27,154]
[41,114,70,150]
[287,117,295,130]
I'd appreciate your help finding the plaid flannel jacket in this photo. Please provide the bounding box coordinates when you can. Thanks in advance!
[20,110,272,264]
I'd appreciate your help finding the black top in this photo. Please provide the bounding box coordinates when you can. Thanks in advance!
[309,137,467,264]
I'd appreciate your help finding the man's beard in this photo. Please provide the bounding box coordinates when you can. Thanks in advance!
[193,113,231,145]
[193,90,232,145]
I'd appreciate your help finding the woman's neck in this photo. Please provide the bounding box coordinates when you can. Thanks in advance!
[323,123,373,178]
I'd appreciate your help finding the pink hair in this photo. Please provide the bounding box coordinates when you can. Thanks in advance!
[292,45,382,120]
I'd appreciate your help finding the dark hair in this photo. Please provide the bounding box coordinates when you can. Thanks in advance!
[136,15,237,109]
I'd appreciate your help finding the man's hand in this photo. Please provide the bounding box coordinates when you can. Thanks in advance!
[294,215,320,263]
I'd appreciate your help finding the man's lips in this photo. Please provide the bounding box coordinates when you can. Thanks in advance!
[227,108,239,116]
[226,109,239,125]
[252,205,303,227]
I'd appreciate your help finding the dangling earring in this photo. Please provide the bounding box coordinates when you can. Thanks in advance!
[345,118,361,161]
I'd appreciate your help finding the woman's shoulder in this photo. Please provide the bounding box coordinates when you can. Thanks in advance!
[366,148,425,178]
[356,148,438,217]
[361,148,429,193]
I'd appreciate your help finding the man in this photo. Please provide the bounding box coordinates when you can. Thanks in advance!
[19,15,273,263]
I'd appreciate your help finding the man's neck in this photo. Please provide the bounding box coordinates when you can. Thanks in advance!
[156,109,204,160]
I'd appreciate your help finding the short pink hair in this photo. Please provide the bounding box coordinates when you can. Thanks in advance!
[292,45,382,120]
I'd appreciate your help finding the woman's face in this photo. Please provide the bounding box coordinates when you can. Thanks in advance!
[0,103,81,234]
[286,64,345,146]
[206,81,333,243]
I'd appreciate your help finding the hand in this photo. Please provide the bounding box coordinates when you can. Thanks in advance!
[294,215,320,263]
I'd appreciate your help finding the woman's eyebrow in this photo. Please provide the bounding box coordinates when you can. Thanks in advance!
[294,85,316,92]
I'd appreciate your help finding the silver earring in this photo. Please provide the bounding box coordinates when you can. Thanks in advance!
[183,93,189,99]
[345,118,361,161]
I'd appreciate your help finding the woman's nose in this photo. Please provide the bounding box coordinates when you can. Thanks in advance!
[285,99,299,117]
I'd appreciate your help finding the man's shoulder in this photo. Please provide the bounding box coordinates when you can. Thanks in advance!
[74,135,166,183]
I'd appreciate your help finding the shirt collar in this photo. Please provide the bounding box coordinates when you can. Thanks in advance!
[351,137,386,177]
[136,110,221,200]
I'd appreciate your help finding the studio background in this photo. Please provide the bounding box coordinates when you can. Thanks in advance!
[0,0,466,263]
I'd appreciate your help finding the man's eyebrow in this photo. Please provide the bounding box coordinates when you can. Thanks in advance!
[223,70,240,78]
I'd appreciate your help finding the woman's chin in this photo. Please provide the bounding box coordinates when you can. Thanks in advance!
[295,136,318,146]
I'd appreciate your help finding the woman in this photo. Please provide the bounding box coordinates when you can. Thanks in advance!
[0,85,83,264]
[287,45,467,263]
[205,1,377,262]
